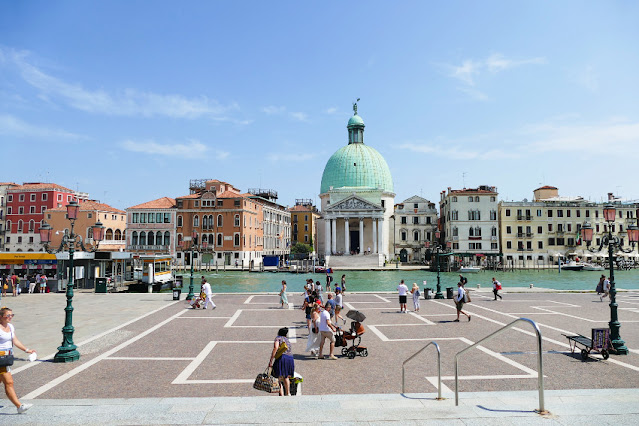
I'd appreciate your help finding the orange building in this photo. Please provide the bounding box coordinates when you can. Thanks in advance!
[175,180,264,268]
[46,200,127,252]
[288,200,320,252]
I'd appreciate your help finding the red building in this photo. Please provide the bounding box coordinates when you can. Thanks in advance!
[5,182,88,252]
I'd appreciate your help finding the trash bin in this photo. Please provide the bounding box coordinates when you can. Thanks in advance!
[95,278,107,293]
[446,287,454,299]
[173,289,182,300]
[425,288,433,299]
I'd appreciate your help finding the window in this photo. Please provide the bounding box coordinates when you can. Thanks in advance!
[413,231,419,241]
[217,200,223,207]
[401,216,407,224]
[469,242,482,249]
[527,241,532,250]
[194,201,199,207]
[18,220,23,232]
[468,196,473,202]
[558,224,564,232]
[468,210,481,220]
[557,238,565,245]
[490,210,497,220]
[164,213,171,223]
[133,213,139,223]
[217,234,223,246]
[548,238,555,246]
[234,233,240,246]
[538,226,543,233]
[451,210,458,220]
[381,200,385,207]
[148,231,155,245]
[576,210,581,218]
[567,238,575,246]
[304,224,308,231]
[234,214,240,227]
[30,194,36,201]
[548,224,553,231]
[412,217,419,225]
[193,215,199,227]
[139,231,147,246]
[506,226,512,234]
[148,213,155,223]
[401,231,407,241]
[217,215,223,227]
[453,243,459,249]
[491,226,497,236]
[567,224,572,232]
[586,210,590,218]
[452,196,457,202]
[537,209,542,217]
[548,210,553,218]
[490,196,496,202]
[140,213,146,223]
[452,227,458,236]
[19,194,25,202]
[557,210,563,217]
[8,195,13,202]
[203,215,208,229]
[506,209,511,217]
[30,206,35,214]
[18,207,24,214]
[304,235,309,242]
[567,210,571,218]
[491,243,498,249]
[177,215,183,227]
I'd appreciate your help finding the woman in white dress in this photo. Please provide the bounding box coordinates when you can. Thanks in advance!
[305,303,321,356]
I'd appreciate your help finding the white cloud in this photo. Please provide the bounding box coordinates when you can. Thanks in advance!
[0,114,84,140]
[456,86,489,102]
[119,139,227,159]
[1,47,238,120]
[289,112,309,122]
[484,53,546,73]
[575,65,599,93]
[267,152,316,162]
[262,105,286,115]
[450,60,481,86]
[325,107,338,114]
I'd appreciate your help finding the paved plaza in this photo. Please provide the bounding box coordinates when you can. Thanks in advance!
[1,287,639,424]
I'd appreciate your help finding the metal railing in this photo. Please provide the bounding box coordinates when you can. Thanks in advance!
[401,341,442,400]
[454,318,546,413]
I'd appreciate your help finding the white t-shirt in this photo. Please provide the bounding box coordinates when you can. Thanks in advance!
[397,284,408,296]
[456,286,466,302]
[0,323,15,351]
[319,310,332,332]
[335,293,343,307]
[603,279,610,291]
[201,282,212,296]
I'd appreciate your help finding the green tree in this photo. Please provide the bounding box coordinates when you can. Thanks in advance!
[290,242,313,254]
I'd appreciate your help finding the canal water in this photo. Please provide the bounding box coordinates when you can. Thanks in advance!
[178,268,639,294]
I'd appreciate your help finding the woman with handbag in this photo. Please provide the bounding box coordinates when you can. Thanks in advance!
[1,307,36,413]
[267,327,294,396]
[305,303,321,356]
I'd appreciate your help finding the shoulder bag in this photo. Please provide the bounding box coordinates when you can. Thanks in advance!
[0,329,14,367]
[253,368,280,393]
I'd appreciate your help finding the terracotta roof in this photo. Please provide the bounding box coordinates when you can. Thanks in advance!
[176,193,201,199]
[127,197,176,210]
[0,182,18,186]
[217,191,244,198]
[535,185,558,190]
[49,200,125,214]
[288,205,315,212]
[10,182,74,192]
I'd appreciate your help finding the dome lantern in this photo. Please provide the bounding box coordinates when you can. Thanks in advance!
[347,99,365,144]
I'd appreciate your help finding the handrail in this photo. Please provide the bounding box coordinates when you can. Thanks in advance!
[454,318,546,413]
[402,341,442,399]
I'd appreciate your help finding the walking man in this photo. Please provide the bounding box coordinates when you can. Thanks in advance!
[397,279,409,313]
[318,305,338,360]
[600,276,610,302]
[454,282,471,322]
[492,277,503,300]
[201,280,216,309]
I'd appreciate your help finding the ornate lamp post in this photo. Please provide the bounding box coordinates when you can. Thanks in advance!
[39,201,105,363]
[186,231,198,300]
[427,231,451,299]
[581,203,636,355]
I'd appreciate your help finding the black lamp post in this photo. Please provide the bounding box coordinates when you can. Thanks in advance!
[427,231,451,299]
[39,201,105,363]
[581,204,637,356]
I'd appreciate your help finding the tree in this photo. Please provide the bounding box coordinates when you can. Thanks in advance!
[290,242,313,254]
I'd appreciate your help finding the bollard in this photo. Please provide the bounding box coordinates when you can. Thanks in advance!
[476,284,481,288]
[530,283,534,288]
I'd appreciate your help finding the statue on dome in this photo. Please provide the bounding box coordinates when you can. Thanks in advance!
[353,98,360,115]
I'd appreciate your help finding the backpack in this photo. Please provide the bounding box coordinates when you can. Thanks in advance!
[496,283,502,291]
[415,289,420,297]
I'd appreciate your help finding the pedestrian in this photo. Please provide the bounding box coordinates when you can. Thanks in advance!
[201,280,216,309]
[334,305,346,325]
[454,282,471,322]
[318,304,338,360]
[39,274,47,293]
[305,303,321,357]
[596,275,605,295]
[300,289,314,333]
[2,276,9,297]
[325,293,336,321]
[314,280,323,304]
[397,279,409,313]
[601,277,611,302]
[335,287,343,309]
[410,283,421,312]
[29,275,37,294]
[325,272,333,292]
[340,274,346,294]
[267,327,294,396]
[279,280,288,308]
[0,306,35,413]
[492,277,503,300]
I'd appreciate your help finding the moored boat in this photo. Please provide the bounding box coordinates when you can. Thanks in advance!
[561,261,585,271]
[459,266,482,273]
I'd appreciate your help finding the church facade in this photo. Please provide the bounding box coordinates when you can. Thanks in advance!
[318,104,395,267]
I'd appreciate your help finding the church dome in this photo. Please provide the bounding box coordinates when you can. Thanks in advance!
[320,105,393,194]
[320,144,394,194]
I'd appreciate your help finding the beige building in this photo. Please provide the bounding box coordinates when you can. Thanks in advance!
[289,200,320,252]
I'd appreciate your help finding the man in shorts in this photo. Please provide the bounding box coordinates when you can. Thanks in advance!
[318,305,337,360]
[397,279,409,313]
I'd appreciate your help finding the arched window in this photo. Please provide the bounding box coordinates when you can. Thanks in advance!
[203,215,208,229]
[18,220,23,232]
[234,233,240,246]
[217,234,223,246]
[452,227,458,237]
[177,215,183,227]
[491,226,497,237]
[139,231,147,246]
[177,234,183,247]
[115,229,122,240]
[6,221,11,232]
[475,227,482,236]
[29,220,35,232]
[217,214,223,227]
[132,231,138,245]
[234,214,240,227]
[106,229,114,240]
[164,231,170,246]
[148,231,155,245]
[469,228,474,237]
[156,231,162,245]
[209,215,214,228]
[194,215,199,227]
[413,231,419,241]
[208,234,214,244]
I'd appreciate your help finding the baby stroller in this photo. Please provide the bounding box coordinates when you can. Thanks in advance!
[189,292,206,309]
[341,310,368,359]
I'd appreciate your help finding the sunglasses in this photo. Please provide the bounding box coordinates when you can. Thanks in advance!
[4,314,14,318]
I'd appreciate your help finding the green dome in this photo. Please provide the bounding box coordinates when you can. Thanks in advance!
[348,114,365,127]
[320,143,394,194]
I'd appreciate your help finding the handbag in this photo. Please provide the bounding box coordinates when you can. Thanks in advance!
[274,340,288,359]
[253,368,280,393]
[0,329,13,367]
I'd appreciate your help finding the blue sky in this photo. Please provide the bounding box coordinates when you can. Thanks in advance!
[2,1,638,210]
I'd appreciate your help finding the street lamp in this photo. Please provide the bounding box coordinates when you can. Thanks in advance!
[581,203,636,356]
[39,201,105,363]
[428,230,452,299]
[186,231,198,300]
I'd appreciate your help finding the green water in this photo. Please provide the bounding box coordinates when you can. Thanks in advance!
[178,268,639,293]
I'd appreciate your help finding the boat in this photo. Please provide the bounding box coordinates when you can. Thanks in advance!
[582,263,604,271]
[560,261,584,271]
[459,266,482,273]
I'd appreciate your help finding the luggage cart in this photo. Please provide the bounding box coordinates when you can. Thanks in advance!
[563,328,611,360]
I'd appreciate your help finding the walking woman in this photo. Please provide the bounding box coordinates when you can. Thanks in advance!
[279,280,288,308]
[340,274,346,294]
[411,283,421,312]
[305,303,321,356]
[267,327,294,396]
[1,307,35,413]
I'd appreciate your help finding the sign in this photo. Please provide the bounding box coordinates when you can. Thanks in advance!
[592,328,611,351]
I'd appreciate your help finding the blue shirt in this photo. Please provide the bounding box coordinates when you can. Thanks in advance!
[325,299,336,316]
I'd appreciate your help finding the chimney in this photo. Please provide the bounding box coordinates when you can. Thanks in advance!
[608,192,614,201]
